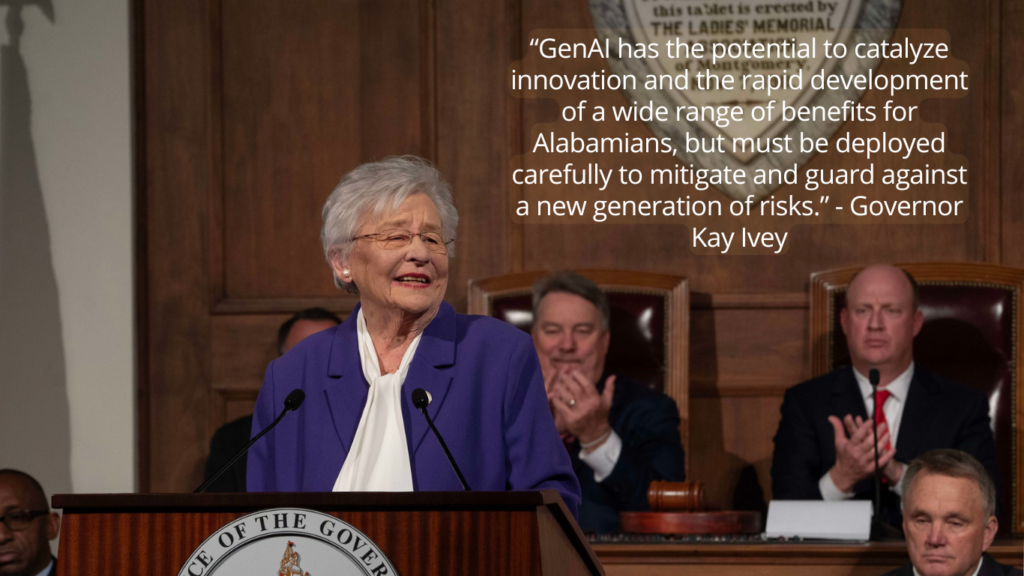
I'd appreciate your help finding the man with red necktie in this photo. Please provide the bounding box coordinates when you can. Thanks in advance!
[771,265,1000,528]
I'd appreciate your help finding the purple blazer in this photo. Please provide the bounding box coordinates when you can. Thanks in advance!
[246,300,581,517]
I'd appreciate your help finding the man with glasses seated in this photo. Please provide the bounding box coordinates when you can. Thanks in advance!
[0,470,59,576]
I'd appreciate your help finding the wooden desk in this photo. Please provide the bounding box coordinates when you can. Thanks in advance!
[594,540,1024,576]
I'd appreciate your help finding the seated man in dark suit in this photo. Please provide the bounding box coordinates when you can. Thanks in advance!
[883,449,1020,576]
[532,271,686,533]
[772,265,999,527]
[0,469,59,576]
[202,308,341,492]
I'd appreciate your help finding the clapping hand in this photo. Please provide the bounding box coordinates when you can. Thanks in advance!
[548,369,615,450]
[828,414,899,493]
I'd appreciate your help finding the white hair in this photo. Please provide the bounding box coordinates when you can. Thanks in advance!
[321,156,459,292]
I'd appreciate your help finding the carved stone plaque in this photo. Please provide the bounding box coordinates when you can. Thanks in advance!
[589,0,903,199]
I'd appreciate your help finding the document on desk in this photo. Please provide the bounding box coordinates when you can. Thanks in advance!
[765,500,873,541]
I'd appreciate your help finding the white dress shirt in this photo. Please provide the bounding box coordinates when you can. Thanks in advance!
[819,363,914,500]
[578,429,623,482]
[333,309,421,492]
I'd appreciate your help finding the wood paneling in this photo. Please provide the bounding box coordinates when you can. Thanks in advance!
[435,0,521,309]
[689,396,781,512]
[690,296,808,398]
[1002,0,1024,268]
[142,0,216,492]
[138,0,1024,521]
[219,0,430,300]
[209,314,286,432]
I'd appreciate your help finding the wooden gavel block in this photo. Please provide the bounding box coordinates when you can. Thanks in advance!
[619,480,762,535]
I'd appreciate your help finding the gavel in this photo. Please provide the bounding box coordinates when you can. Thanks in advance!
[623,480,760,534]
[647,480,706,512]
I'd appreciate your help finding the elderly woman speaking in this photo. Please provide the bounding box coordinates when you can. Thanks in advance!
[246,156,580,514]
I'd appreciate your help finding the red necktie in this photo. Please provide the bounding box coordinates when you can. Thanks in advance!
[875,389,892,452]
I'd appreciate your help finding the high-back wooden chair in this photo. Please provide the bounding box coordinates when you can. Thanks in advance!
[810,263,1024,533]
[467,270,689,474]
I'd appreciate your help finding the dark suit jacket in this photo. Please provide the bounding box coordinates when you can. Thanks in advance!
[771,365,999,527]
[571,375,686,533]
[47,556,57,576]
[881,553,1023,576]
[203,415,253,493]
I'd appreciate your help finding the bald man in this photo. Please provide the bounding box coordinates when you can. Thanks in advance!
[0,470,59,576]
[771,265,999,528]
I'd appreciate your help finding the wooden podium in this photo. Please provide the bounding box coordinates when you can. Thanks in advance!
[52,490,603,576]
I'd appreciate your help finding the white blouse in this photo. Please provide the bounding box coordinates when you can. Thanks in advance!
[333,308,421,492]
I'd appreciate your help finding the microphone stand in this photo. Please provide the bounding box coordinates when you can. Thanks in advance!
[868,370,900,541]
[412,388,471,491]
[870,370,883,540]
[195,390,305,493]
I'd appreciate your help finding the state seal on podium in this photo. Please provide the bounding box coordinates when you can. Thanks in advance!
[176,508,398,576]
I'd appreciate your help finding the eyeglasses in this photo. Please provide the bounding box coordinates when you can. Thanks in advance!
[351,229,453,255]
[0,510,48,531]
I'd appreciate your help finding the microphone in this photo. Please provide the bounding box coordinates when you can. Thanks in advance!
[412,388,471,491]
[195,389,306,493]
[284,389,305,411]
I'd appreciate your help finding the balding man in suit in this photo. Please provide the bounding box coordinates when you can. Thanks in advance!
[772,265,999,528]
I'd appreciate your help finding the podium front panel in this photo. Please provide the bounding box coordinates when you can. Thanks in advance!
[53,492,602,576]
